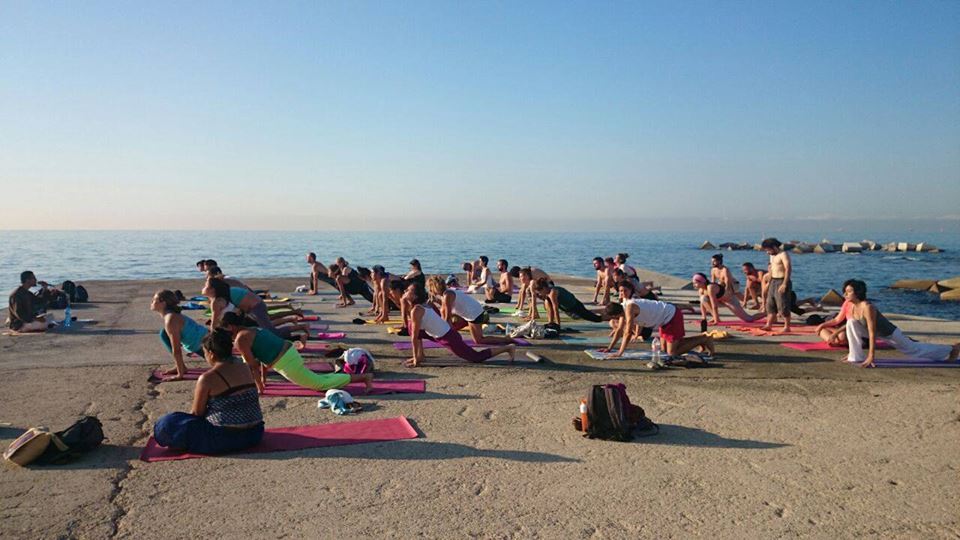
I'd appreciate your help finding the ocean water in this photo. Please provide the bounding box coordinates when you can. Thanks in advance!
[1,230,958,320]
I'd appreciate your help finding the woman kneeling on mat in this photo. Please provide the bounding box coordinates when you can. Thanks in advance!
[426,275,513,345]
[152,289,208,380]
[404,283,515,367]
[600,284,715,360]
[531,278,602,328]
[221,312,373,393]
[152,328,264,455]
[840,279,959,368]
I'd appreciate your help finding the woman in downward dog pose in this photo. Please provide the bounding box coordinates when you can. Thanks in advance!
[204,278,307,338]
[404,283,515,367]
[152,328,264,455]
[839,279,959,368]
[221,313,373,393]
[152,289,209,380]
[426,276,513,345]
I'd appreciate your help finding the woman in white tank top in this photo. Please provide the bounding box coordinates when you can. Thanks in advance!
[427,276,515,346]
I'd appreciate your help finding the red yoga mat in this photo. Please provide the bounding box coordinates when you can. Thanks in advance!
[139,416,418,462]
[261,380,426,397]
[299,315,320,322]
[392,338,530,351]
[148,362,334,383]
[780,340,893,351]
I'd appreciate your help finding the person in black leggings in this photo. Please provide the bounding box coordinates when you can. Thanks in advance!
[531,278,603,329]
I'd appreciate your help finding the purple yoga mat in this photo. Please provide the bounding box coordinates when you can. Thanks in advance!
[139,416,418,462]
[261,380,426,397]
[392,338,530,351]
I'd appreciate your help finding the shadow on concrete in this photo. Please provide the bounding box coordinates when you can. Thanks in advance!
[638,424,789,449]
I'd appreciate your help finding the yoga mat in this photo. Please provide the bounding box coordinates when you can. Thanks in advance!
[854,359,960,369]
[261,380,426,397]
[560,336,617,345]
[299,315,320,322]
[365,319,404,326]
[308,324,329,332]
[584,349,657,360]
[310,332,346,341]
[139,416,418,462]
[299,342,331,356]
[148,362,334,382]
[781,340,893,352]
[392,338,531,350]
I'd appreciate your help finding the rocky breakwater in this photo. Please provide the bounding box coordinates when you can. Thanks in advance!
[890,276,960,302]
[699,239,942,254]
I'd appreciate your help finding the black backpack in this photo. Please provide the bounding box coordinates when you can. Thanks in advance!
[584,384,657,442]
[45,290,69,310]
[34,416,104,465]
[61,281,77,302]
[75,285,89,303]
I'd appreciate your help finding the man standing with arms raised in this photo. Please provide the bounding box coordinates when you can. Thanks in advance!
[759,238,793,334]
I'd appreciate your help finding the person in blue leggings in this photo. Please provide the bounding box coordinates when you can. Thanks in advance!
[153,328,264,455]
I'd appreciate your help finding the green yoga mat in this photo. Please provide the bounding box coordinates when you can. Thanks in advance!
[560,335,617,345]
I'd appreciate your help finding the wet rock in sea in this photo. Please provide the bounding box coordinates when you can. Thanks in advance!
[941,289,960,301]
[793,243,814,254]
[928,283,950,294]
[841,242,863,253]
[883,242,898,252]
[813,243,834,254]
[861,240,879,251]
[937,276,960,289]
[896,242,917,252]
[915,242,938,253]
[699,241,716,250]
[820,289,844,306]
[890,279,937,291]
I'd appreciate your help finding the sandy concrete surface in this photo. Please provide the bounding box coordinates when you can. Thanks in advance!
[1,274,958,539]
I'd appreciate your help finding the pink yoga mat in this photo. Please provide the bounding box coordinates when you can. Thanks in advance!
[149,362,334,382]
[309,332,346,341]
[139,416,418,462]
[261,380,426,397]
[392,338,530,351]
[781,340,893,352]
[299,315,320,322]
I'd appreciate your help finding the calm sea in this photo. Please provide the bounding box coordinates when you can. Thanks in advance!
[1,230,958,320]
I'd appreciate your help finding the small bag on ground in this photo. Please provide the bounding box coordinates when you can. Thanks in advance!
[3,416,104,467]
[575,384,657,441]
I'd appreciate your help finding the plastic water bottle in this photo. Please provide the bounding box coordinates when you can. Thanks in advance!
[651,336,662,367]
[63,302,72,328]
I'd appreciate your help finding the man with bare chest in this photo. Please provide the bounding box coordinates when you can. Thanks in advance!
[760,238,793,333]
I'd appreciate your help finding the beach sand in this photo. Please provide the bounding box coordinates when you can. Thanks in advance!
[1,272,959,538]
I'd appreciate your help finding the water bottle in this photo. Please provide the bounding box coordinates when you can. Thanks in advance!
[64,302,72,328]
[651,336,662,367]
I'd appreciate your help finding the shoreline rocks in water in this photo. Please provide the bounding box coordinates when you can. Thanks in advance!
[890,275,960,302]
[699,239,942,253]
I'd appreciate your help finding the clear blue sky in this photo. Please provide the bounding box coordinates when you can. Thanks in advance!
[1,1,958,230]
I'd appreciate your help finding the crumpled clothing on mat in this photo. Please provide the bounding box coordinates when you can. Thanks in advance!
[704,329,730,339]
[317,389,360,415]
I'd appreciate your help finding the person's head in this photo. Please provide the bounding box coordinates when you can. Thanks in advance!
[372,265,386,279]
[742,262,756,275]
[691,272,709,291]
[603,302,625,321]
[203,277,231,301]
[206,266,224,279]
[307,252,317,263]
[220,311,246,332]
[761,238,782,254]
[335,257,348,267]
[445,274,459,287]
[195,260,206,272]
[604,257,615,268]
[330,263,342,276]
[508,266,521,278]
[612,268,626,282]
[409,259,422,272]
[426,275,447,297]
[461,262,473,272]
[615,253,629,264]
[519,267,533,284]
[618,279,637,299]
[151,289,181,314]
[406,282,429,305]
[201,328,235,365]
[19,271,36,287]
[388,279,406,296]
[842,279,868,302]
[204,259,218,271]
[356,266,370,280]
[711,254,724,268]
[478,256,489,267]
[592,257,604,270]
[531,277,552,297]
[497,259,508,272]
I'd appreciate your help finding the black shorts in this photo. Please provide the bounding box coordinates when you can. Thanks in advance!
[470,311,491,325]
[491,290,512,303]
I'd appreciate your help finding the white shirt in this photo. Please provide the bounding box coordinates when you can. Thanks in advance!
[450,290,485,322]
[622,298,675,328]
